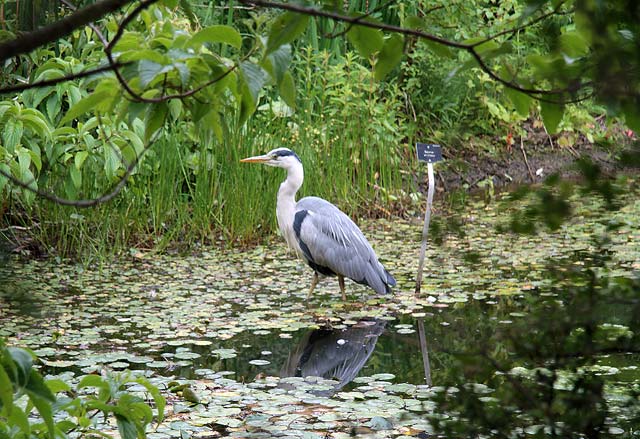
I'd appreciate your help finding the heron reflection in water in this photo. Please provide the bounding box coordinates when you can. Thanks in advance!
[280,319,386,396]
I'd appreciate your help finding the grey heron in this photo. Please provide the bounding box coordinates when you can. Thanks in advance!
[241,147,396,300]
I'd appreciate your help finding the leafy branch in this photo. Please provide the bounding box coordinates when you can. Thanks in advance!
[238,0,583,99]
[0,0,138,62]
[0,137,156,207]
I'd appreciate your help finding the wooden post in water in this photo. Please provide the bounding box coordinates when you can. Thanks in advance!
[415,143,441,295]
[417,317,432,386]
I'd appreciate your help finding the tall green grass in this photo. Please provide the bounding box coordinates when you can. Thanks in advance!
[9,47,413,260]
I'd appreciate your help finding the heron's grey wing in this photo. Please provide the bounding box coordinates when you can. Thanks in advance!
[294,197,395,294]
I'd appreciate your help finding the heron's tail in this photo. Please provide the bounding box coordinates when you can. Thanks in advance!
[384,269,396,294]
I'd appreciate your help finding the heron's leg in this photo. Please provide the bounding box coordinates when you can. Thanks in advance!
[338,275,346,301]
[307,272,319,299]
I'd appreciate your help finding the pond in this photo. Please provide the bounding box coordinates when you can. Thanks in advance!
[1,185,639,437]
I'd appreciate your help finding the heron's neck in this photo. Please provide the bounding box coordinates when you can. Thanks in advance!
[276,164,303,246]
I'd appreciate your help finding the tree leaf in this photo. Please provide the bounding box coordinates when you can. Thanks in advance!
[60,90,112,125]
[238,62,268,124]
[622,102,640,132]
[540,101,564,134]
[144,103,168,143]
[7,348,32,389]
[138,60,173,88]
[3,118,23,154]
[135,376,166,423]
[347,24,384,59]
[375,34,404,80]
[70,165,82,189]
[505,88,532,117]
[25,369,55,403]
[279,71,296,109]
[0,364,13,414]
[262,43,292,84]
[28,394,55,439]
[266,12,309,55]
[8,405,30,436]
[559,31,589,58]
[423,40,454,58]
[190,25,242,49]
[21,109,51,138]
[0,163,10,195]
[75,150,89,170]
[116,414,138,439]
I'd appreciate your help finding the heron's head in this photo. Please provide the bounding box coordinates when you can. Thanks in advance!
[240,147,302,169]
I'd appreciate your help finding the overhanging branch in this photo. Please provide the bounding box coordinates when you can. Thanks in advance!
[239,0,581,98]
[0,0,138,62]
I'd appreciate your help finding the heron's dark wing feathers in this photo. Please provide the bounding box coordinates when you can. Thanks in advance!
[296,197,395,294]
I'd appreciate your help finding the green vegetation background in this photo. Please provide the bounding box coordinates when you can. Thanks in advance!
[0,0,634,260]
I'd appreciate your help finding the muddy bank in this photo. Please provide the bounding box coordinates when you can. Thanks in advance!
[429,136,638,194]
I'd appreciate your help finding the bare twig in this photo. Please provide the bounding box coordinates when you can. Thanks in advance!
[520,136,535,182]
[0,63,128,95]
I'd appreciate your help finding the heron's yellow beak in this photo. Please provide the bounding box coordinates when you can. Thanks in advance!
[240,154,270,163]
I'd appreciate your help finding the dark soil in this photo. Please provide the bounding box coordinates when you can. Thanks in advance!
[428,128,637,194]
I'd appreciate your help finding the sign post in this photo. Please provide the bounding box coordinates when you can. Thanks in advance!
[415,143,442,295]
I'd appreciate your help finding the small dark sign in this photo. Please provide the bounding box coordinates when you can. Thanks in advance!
[416,143,443,163]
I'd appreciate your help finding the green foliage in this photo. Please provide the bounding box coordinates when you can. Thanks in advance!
[0,339,165,439]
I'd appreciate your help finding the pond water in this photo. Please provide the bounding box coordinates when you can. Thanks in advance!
[1,187,639,437]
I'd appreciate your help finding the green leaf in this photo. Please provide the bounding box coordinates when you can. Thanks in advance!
[144,103,167,143]
[190,25,242,49]
[25,369,55,402]
[505,88,532,117]
[45,378,71,393]
[29,394,55,439]
[375,34,404,80]
[21,109,51,138]
[138,60,173,88]
[540,101,564,134]
[423,40,454,59]
[28,150,42,173]
[238,62,268,123]
[118,49,169,64]
[135,376,166,423]
[116,415,138,439]
[240,61,267,103]
[8,405,30,436]
[7,348,32,387]
[347,24,384,59]
[262,43,292,85]
[622,102,640,132]
[279,71,296,109]
[266,12,309,55]
[18,149,31,180]
[3,118,23,153]
[78,374,107,390]
[70,164,82,190]
[0,364,13,414]
[0,163,10,194]
[559,31,589,58]
[75,150,89,170]
[60,89,112,125]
